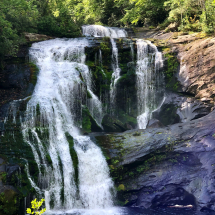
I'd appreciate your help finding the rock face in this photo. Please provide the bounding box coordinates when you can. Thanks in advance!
[24,32,54,42]
[146,119,164,128]
[152,91,213,125]
[159,33,215,105]
[0,158,23,215]
[96,110,215,211]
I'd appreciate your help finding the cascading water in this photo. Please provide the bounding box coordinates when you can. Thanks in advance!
[2,24,169,215]
[136,39,164,129]
[82,25,127,114]
[22,38,114,212]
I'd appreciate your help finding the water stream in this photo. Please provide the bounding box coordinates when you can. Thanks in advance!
[135,39,164,129]
[22,38,114,212]
[82,25,127,114]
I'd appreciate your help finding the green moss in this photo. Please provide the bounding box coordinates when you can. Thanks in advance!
[87,90,92,99]
[102,37,110,42]
[65,133,79,186]
[0,172,7,184]
[82,106,92,133]
[164,52,180,91]
[36,103,40,116]
[28,62,39,86]
[117,184,125,191]
[46,154,52,166]
[0,190,19,215]
[100,42,111,58]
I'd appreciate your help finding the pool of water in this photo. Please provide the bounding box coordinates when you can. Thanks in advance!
[44,207,215,215]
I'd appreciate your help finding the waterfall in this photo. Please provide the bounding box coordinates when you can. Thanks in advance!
[136,39,164,129]
[130,40,134,62]
[82,25,127,114]
[80,67,104,128]
[22,38,114,211]
[99,49,106,77]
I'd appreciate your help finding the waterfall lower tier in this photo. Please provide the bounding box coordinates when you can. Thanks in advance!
[22,38,114,211]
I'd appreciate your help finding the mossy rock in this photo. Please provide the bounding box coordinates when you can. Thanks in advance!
[82,106,103,133]
[102,114,127,132]
[152,103,180,126]
[163,52,181,92]
[0,187,20,215]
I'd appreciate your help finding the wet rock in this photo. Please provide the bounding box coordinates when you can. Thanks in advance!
[153,92,212,126]
[24,32,54,42]
[6,165,20,184]
[96,110,215,211]
[102,114,127,132]
[147,119,164,128]
[0,157,22,214]
[164,22,179,33]
[0,185,20,215]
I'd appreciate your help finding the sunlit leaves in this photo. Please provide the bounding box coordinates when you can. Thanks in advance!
[26,198,46,215]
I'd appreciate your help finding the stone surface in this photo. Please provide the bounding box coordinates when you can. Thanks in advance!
[164,33,215,105]
[0,157,22,215]
[102,114,127,132]
[96,110,215,211]
[24,32,54,42]
[152,91,213,125]
[146,119,164,128]
[0,185,20,215]
[164,22,180,33]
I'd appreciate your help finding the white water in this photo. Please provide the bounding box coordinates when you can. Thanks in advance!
[82,25,127,114]
[80,67,104,127]
[22,38,114,211]
[136,39,164,129]
[99,49,106,77]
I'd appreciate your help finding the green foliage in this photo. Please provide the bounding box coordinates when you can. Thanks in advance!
[65,133,79,185]
[37,15,80,38]
[1,0,215,62]
[0,0,38,62]
[0,190,19,215]
[0,0,80,64]
[164,0,215,32]
[26,198,46,214]
[164,51,180,91]
[82,106,92,133]
[116,0,167,26]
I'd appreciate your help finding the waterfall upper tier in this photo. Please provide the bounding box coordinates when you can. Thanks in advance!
[82,25,127,38]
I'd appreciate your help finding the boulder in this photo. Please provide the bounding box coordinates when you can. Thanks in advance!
[147,119,164,128]
[164,22,179,32]
[0,186,20,215]
[96,110,215,211]
[169,33,215,104]
[102,114,127,132]
[152,92,212,125]
[24,33,54,42]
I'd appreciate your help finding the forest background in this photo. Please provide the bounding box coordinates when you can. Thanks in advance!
[1,0,215,63]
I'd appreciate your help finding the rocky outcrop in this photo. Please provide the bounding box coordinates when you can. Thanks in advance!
[155,32,215,106]
[152,91,213,125]
[102,114,127,132]
[95,110,215,211]
[0,158,23,215]
[24,33,54,42]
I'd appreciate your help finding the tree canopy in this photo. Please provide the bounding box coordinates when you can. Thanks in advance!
[1,0,215,63]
